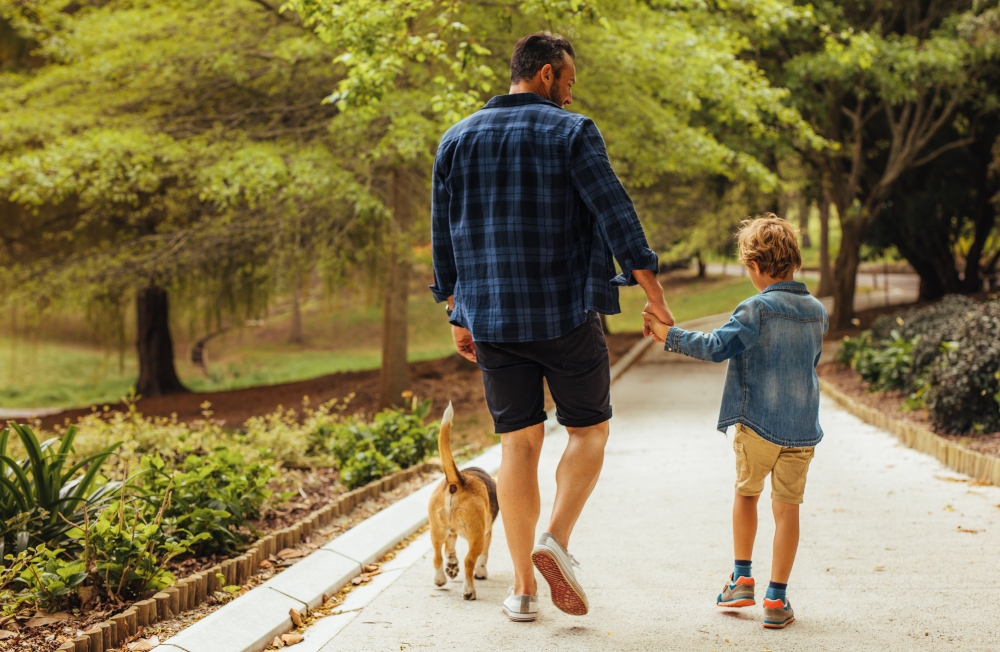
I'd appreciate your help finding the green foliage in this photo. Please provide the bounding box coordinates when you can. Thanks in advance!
[311,397,440,489]
[14,545,86,613]
[843,330,917,393]
[0,423,120,557]
[137,451,275,555]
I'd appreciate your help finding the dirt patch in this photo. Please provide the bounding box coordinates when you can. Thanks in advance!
[819,362,1000,460]
[40,333,645,453]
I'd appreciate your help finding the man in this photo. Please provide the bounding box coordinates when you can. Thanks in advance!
[430,32,673,622]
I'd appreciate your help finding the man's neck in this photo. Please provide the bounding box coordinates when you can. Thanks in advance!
[509,80,546,97]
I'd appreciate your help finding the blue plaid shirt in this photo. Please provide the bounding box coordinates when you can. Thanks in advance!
[429,93,659,343]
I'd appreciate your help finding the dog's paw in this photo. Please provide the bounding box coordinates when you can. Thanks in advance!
[445,560,459,579]
[474,565,488,580]
[434,567,447,587]
[463,583,476,601]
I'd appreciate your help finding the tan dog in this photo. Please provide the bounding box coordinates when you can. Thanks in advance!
[428,402,499,600]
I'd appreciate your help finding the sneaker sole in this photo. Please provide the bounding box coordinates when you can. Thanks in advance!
[531,549,588,616]
[763,617,795,629]
[717,599,756,608]
[502,606,537,622]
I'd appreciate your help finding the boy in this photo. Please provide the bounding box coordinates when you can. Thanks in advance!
[643,214,828,629]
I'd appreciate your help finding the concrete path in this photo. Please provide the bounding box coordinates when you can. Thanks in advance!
[308,344,1000,651]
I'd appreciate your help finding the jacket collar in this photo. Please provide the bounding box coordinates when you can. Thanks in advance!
[761,281,810,295]
[482,92,562,111]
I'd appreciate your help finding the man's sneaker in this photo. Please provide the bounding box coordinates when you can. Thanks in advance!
[531,532,589,616]
[717,574,756,607]
[502,587,539,622]
[762,598,795,629]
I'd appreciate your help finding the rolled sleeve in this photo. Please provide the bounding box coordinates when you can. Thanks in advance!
[664,301,760,363]
[570,118,658,287]
[428,153,456,304]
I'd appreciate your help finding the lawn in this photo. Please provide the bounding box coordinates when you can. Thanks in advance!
[1,273,791,409]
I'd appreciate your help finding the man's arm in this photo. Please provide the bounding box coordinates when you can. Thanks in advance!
[429,153,457,304]
[632,269,673,338]
[445,295,476,363]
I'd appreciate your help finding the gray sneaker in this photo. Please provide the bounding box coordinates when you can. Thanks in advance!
[763,597,795,629]
[502,587,538,622]
[531,532,589,616]
[717,574,756,607]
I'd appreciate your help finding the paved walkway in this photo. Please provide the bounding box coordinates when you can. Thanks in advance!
[308,345,1000,651]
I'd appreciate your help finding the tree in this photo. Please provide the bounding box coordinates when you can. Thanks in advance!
[762,0,999,327]
[0,0,381,397]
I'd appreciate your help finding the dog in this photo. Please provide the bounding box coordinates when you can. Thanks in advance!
[428,402,499,600]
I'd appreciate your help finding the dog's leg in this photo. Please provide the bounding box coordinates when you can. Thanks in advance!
[445,531,459,579]
[431,524,447,587]
[474,528,492,580]
[463,531,485,601]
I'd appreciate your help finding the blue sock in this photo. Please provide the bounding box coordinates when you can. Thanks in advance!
[766,581,787,603]
[733,559,752,581]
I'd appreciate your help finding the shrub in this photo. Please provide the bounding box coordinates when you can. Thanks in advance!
[339,440,400,490]
[837,330,917,393]
[137,450,275,555]
[924,300,1000,434]
[0,423,121,559]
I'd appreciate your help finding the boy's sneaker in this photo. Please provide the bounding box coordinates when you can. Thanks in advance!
[502,587,539,622]
[531,532,589,616]
[762,598,795,629]
[717,574,756,608]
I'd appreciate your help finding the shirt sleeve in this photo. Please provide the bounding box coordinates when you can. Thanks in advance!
[569,118,658,287]
[664,301,761,363]
[428,149,456,304]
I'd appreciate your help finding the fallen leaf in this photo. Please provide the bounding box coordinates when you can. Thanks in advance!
[363,565,379,573]
[935,475,969,483]
[277,548,306,560]
[282,633,304,645]
[874,566,885,571]
[272,635,285,648]
[0,631,16,640]
[305,543,318,550]
[128,635,160,651]
[77,586,95,606]
[289,608,304,627]
[351,576,366,585]
[259,559,275,569]
[957,527,982,534]
[25,612,71,627]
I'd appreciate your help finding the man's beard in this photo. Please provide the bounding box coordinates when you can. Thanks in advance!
[546,79,566,108]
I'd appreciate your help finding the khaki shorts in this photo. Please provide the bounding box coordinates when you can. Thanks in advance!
[733,424,815,504]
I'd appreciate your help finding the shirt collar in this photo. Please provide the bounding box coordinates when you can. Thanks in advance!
[761,281,810,295]
[482,92,562,111]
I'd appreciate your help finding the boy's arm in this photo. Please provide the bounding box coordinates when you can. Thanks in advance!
[663,301,760,363]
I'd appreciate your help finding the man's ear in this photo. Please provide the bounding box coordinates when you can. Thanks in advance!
[538,63,554,87]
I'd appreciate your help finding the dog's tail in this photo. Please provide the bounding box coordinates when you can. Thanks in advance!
[438,401,463,494]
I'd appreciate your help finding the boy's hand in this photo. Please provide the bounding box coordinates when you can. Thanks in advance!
[642,311,670,344]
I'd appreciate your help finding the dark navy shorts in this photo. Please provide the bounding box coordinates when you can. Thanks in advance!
[474,312,612,434]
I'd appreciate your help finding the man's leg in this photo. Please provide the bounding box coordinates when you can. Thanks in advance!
[498,422,545,596]
[546,420,609,549]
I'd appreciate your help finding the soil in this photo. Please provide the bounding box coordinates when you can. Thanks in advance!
[818,362,1000,460]
[39,332,645,453]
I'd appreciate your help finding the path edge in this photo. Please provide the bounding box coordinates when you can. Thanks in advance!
[820,379,1000,487]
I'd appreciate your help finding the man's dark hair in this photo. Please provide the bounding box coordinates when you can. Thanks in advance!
[510,32,575,83]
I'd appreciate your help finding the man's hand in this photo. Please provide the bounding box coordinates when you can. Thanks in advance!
[642,298,674,339]
[642,311,670,344]
[452,325,477,363]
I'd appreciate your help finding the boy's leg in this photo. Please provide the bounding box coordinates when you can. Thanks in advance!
[770,501,799,583]
[733,493,760,562]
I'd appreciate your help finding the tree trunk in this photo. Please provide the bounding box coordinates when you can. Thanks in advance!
[798,196,812,249]
[288,278,304,344]
[135,285,187,397]
[816,198,833,297]
[696,252,706,278]
[831,217,862,330]
[379,168,413,409]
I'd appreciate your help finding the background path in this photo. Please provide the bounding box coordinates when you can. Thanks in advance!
[306,340,1000,652]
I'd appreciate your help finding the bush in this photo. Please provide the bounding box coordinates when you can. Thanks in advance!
[839,330,917,392]
[0,423,121,560]
[924,300,1000,434]
[137,450,275,555]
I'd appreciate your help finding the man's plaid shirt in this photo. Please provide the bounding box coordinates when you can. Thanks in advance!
[430,93,659,343]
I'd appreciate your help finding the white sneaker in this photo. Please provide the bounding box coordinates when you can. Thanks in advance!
[502,587,539,622]
[531,532,589,616]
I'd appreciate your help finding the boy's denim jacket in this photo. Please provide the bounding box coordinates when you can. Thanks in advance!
[664,281,828,447]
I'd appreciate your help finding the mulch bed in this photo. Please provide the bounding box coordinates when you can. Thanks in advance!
[818,362,1000,460]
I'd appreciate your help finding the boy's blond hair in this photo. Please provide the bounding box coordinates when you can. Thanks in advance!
[737,213,802,278]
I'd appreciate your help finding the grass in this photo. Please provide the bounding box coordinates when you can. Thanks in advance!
[1,272,810,409]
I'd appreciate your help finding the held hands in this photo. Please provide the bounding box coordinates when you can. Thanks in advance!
[642,310,670,344]
[641,298,674,343]
[452,325,477,363]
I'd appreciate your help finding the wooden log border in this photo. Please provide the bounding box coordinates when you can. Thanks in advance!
[53,462,438,651]
[821,379,1000,487]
